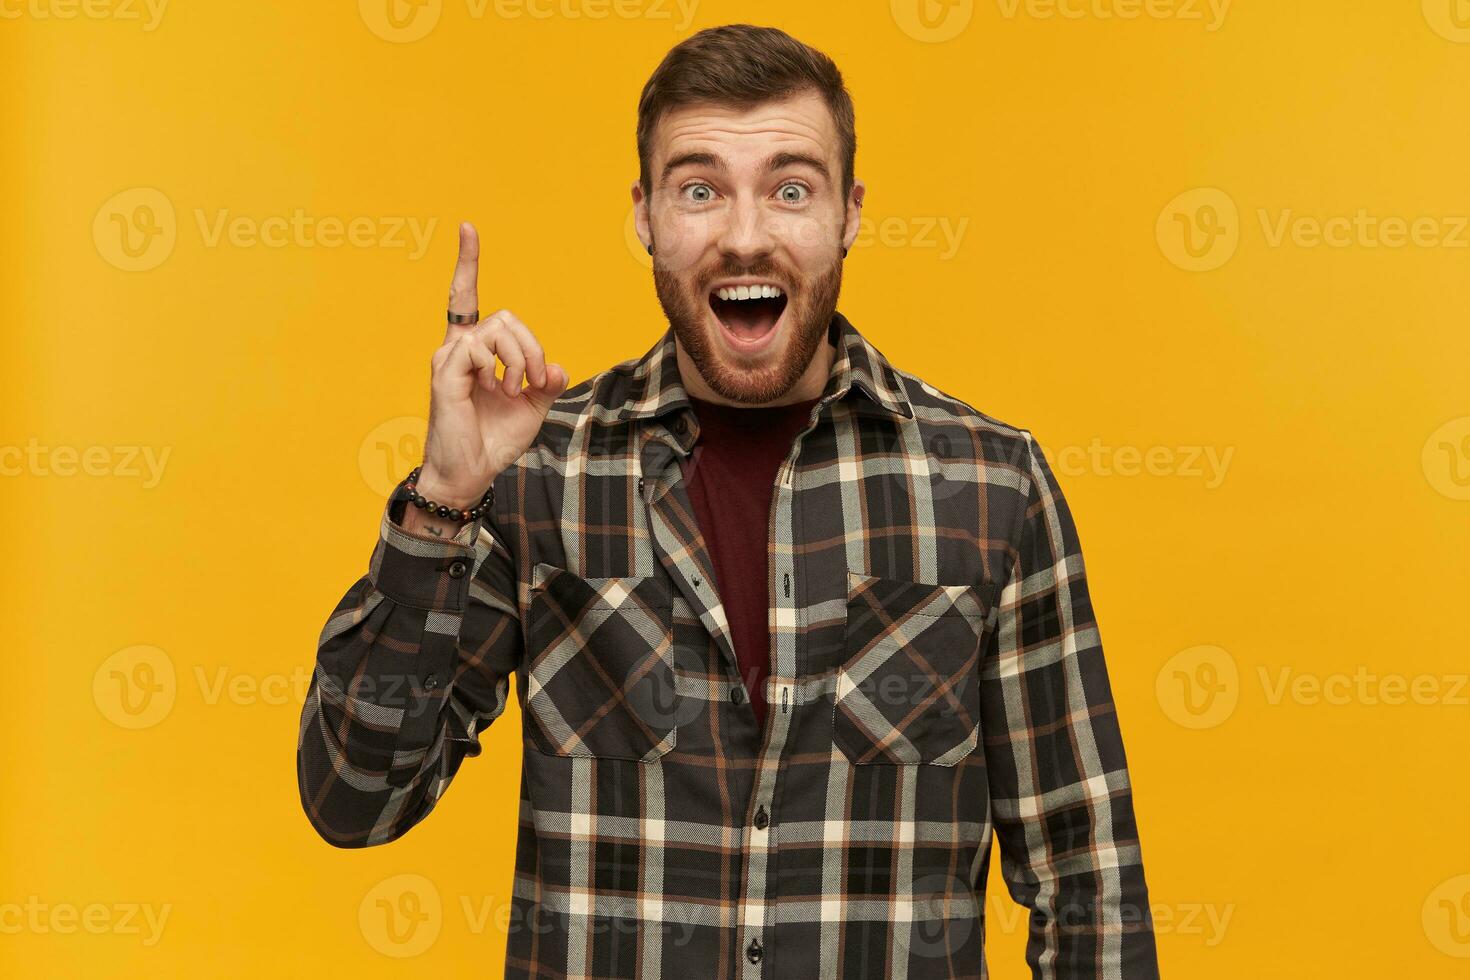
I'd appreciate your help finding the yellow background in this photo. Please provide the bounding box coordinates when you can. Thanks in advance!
[4,1,1469,976]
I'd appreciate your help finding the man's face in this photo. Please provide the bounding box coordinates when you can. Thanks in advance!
[634,90,864,404]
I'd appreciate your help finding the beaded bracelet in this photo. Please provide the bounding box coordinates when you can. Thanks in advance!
[403,465,494,523]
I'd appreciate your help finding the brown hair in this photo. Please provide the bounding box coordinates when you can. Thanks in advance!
[636,24,857,201]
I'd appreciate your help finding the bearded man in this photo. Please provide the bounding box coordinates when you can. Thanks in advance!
[297,23,1161,980]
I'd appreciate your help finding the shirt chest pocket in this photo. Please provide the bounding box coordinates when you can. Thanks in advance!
[524,562,677,762]
[833,570,991,766]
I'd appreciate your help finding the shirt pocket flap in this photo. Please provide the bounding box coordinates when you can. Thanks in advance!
[834,570,992,766]
[524,562,677,761]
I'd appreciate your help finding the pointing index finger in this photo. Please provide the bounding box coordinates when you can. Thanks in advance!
[445,221,479,341]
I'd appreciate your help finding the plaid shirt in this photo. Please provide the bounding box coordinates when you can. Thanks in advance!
[297,311,1161,979]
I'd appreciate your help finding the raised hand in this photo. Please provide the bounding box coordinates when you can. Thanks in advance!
[411,221,568,529]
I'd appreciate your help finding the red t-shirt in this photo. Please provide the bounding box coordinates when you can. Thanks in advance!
[680,393,821,730]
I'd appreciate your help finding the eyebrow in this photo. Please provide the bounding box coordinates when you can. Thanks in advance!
[660,150,830,185]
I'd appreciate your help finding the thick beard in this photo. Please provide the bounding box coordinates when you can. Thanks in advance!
[653,249,843,405]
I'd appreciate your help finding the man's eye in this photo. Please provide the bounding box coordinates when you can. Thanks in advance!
[778,183,808,203]
[684,184,714,203]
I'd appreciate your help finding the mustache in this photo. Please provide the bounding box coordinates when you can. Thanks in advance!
[693,262,797,292]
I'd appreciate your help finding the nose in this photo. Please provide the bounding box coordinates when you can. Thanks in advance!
[713,193,776,265]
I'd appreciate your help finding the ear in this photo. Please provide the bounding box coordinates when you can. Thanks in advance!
[842,178,866,254]
[631,180,651,252]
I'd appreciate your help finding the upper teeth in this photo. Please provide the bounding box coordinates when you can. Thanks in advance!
[716,284,783,301]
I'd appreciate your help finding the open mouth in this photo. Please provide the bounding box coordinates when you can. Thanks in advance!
[708,282,789,351]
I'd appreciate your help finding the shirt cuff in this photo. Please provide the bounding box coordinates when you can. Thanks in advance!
[368,482,480,612]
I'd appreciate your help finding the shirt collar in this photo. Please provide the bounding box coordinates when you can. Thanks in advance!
[613,310,914,426]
